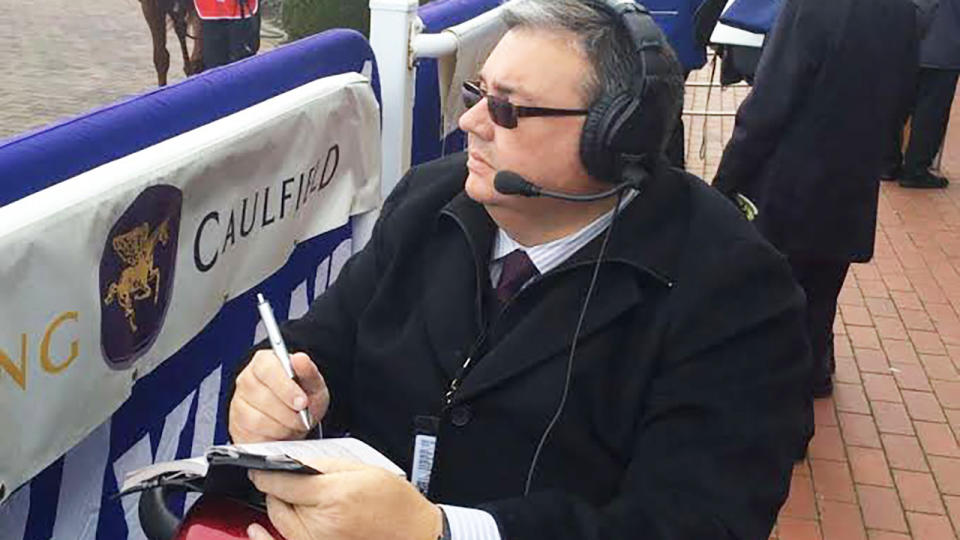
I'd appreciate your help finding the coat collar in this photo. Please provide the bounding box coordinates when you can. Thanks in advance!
[426,162,691,402]
[438,161,688,288]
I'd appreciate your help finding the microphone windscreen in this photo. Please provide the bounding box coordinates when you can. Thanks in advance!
[494,170,539,196]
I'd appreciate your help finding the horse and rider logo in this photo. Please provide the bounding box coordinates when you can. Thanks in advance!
[99,185,182,369]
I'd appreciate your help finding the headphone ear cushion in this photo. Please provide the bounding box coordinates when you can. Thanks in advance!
[580,93,618,180]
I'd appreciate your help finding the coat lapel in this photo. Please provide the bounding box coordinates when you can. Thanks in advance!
[421,162,691,400]
[420,193,497,379]
[455,260,645,403]
[450,162,690,403]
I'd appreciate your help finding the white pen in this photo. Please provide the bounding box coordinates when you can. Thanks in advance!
[256,293,314,433]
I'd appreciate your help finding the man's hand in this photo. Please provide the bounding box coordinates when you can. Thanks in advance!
[245,459,443,540]
[229,351,330,443]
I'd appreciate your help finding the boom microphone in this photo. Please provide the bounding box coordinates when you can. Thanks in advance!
[494,170,641,202]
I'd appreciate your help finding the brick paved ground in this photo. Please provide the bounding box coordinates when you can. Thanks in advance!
[685,59,960,540]
[0,0,281,141]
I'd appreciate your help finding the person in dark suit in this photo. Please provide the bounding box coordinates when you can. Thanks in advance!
[230,1,812,539]
[712,0,919,397]
[884,0,960,188]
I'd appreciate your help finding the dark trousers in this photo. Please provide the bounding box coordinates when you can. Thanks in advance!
[789,258,850,387]
[886,68,960,177]
[202,14,261,70]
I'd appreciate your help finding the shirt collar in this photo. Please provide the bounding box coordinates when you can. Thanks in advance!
[492,189,638,275]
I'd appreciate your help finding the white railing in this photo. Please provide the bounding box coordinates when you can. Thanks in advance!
[369,0,505,197]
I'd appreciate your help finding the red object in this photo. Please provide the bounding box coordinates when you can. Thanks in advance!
[193,0,259,20]
[174,496,286,540]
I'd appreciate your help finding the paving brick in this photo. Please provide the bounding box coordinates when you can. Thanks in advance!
[884,339,922,365]
[818,500,867,540]
[810,425,848,462]
[873,402,916,435]
[857,347,892,374]
[875,316,910,340]
[893,470,946,514]
[912,329,950,355]
[782,469,819,519]
[849,446,894,487]
[836,383,872,415]
[883,274,914,293]
[868,298,901,318]
[815,398,839,427]
[862,279,893,299]
[837,335,856,358]
[901,308,937,331]
[843,305,875,327]
[944,495,960,535]
[903,390,948,422]
[892,291,925,311]
[850,326,884,350]
[866,532,911,540]
[777,517,822,540]
[904,512,957,540]
[839,412,883,448]
[933,379,960,408]
[882,434,929,471]
[856,485,909,533]
[837,358,863,385]
[930,456,960,496]
[841,286,868,307]
[891,363,934,392]
[863,373,904,403]
[922,354,960,381]
[812,459,857,503]
[916,421,960,458]
[855,265,883,281]
[926,303,960,325]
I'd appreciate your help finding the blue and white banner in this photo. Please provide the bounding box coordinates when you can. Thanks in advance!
[0,72,380,539]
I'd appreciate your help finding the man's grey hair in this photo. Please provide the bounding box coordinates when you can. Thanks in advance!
[500,0,669,105]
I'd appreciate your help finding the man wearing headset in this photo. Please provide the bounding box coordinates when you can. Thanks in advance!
[230,1,812,539]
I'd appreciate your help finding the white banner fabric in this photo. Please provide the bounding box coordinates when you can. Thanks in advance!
[0,72,381,502]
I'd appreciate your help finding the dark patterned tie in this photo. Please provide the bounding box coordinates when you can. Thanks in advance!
[496,249,538,306]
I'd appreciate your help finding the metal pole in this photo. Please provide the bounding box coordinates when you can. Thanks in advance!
[369,0,420,199]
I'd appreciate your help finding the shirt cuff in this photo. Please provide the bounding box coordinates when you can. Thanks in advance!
[438,504,501,540]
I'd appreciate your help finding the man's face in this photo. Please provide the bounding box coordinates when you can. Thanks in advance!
[459,28,606,208]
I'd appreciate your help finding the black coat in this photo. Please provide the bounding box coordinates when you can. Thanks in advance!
[236,154,813,540]
[713,0,918,262]
[921,0,960,68]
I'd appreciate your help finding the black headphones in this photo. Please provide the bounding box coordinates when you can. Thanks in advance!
[578,0,684,183]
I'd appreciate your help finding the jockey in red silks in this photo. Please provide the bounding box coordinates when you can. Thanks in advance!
[194,0,261,69]
[194,0,259,20]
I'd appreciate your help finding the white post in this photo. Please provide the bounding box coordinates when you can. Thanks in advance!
[369,0,420,199]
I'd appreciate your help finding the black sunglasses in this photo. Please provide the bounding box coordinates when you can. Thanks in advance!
[461,81,589,129]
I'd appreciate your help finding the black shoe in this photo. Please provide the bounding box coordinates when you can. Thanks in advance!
[899,171,950,189]
[880,165,902,181]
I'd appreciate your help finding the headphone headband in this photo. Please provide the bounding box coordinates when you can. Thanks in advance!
[577,0,682,182]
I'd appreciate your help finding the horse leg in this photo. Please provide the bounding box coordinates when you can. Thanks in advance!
[171,5,192,76]
[141,0,170,86]
[188,10,204,73]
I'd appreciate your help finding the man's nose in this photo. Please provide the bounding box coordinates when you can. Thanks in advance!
[459,99,494,140]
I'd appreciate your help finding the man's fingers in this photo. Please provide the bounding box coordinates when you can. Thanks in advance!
[237,369,312,432]
[232,395,307,440]
[264,496,312,540]
[251,471,328,507]
[290,353,329,422]
[250,351,310,412]
[290,353,323,393]
[301,457,373,474]
[246,523,277,540]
